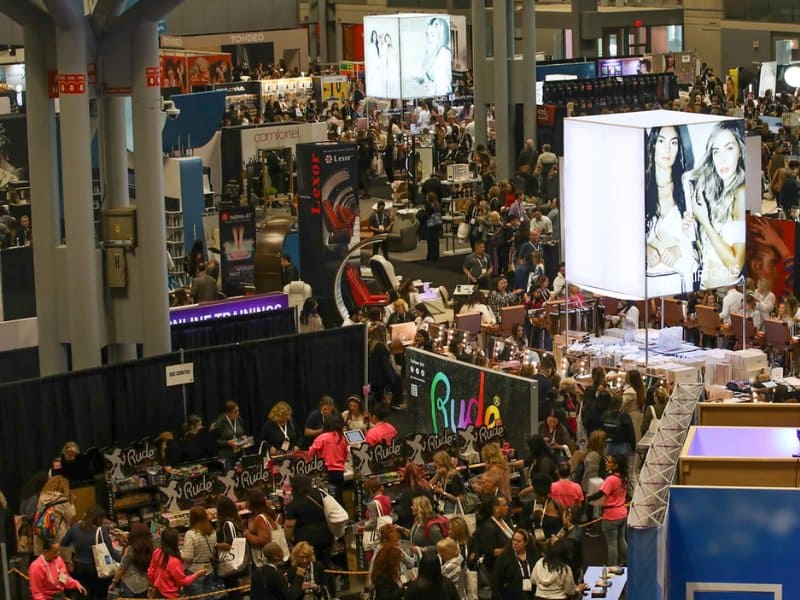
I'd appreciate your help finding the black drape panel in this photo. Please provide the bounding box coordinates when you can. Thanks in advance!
[0,347,39,382]
[1,246,36,320]
[170,308,297,351]
[0,325,365,509]
[106,355,186,444]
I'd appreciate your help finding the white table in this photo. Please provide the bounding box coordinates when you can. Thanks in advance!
[583,566,627,600]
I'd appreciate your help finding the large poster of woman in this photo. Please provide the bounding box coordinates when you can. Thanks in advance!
[363,16,400,99]
[644,119,746,296]
[399,15,452,98]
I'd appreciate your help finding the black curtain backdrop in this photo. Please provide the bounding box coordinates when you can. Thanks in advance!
[170,307,297,350]
[0,325,366,511]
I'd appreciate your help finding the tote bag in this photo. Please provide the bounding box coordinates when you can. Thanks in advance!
[445,499,476,535]
[217,522,249,577]
[260,515,291,562]
[362,501,392,551]
[92,527,119,579]
[318,489,349,538]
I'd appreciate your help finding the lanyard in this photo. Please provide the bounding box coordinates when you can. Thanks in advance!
[279,423,289,440]
[533,499,549,528]
[493,517,513,539]
[41,556,59,586]
[516,557,530,580]
[226,416,238,436]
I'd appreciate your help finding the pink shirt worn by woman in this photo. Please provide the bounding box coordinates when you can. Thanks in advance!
[308,431,349,471]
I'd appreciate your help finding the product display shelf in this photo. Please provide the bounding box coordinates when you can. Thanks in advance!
[165,195,189,289]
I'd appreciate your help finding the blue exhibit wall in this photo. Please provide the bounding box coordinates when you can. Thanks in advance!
[162,90,227,155]
[178,158,206,256]
[668,486,800,599]
[628,524,667,600]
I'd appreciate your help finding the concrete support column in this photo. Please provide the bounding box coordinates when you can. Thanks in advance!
[24,23,68,375]
[522,0,537,145]
[101,94,137,363]
[131,22,170,357]
[318,0,328,64]
[492,0,512,182]
[334,20,343,64]
[55,20,103,370]
[471,0,487,149]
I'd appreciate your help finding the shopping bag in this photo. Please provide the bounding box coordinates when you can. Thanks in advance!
[92,528,119,579]
[362,501,392,551]
[319,489,349,538]
[445,499,476,534]
[217,522,249,577]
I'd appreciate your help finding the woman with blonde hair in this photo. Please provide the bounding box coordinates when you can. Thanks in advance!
[287,541,327,596]
[258,401,300,456]
[33,475,75,559]
[404,496,446,550]
[473,442,511,500]
[430,451,465,514]
[387,298,413,325]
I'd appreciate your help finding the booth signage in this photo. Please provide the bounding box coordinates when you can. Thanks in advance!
[160,472,220,513]
[48,70,59,98]
[219,206,256,297]
[87,63,96,85]
[405,430,460,465]
[351,438,405,476]
[271,454,326,489]
[103,441,159,480]
[169,293,289,326]
[405,347,537,452]
[165,362,194,386]
[537,105,557,127]
[145,66,160,88]
[296,142,359,300]
[59,74,86,95]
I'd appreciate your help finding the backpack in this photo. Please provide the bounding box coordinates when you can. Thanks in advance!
[423,515,449,541]
[32,499,67,540]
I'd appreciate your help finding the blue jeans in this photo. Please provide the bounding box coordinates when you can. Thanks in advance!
[602,518,627,565]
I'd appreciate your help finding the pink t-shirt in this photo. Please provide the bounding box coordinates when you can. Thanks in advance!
[599,473,627,521]
[308,431,349,471]
[365,421,398,446]
[550,479,584,509]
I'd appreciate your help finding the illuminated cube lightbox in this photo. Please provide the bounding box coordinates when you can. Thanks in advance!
[363,13,453,99]
[563,110,745,299]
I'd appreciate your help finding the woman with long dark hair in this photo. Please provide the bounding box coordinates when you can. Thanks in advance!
[61,505,121,600]
[148,528,208,599]
[530,539,587,599]
[307,414,349,502]
[645,124,696,295]
[586,454,629,566]
[299,297,324,333]
[405,550,460,599]
[284,475,334,566]
[111,523,153,598]
[244,489,279,567]
[621,370,646,447]
[685,120,746,289]
[215,496,244,600]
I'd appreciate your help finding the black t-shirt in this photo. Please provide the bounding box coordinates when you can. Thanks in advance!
[259,419,299,454]
[285,491,333,548]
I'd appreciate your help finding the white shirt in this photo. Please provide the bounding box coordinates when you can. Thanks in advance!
[530,216,553,235]
[417,109,431,131]
[753,289,776,319]
[720,289,744,325]
[552,273,566,298]
[459,302,496,325]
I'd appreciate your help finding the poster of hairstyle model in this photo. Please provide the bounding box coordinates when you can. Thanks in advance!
[363,14,452,99]
[219,206,256,297]
[363,16,400,99]
[399,15,452,98]
[644,120,746,296]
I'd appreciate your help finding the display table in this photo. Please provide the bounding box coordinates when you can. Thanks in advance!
[584,566,627,600]
[679,426,800,487]
[697,402,800,427]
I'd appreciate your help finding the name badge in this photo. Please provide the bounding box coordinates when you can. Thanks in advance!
[522,580,532,592]
[281,440,290,452]
[58,573,68,584]
[534,528,546,542]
